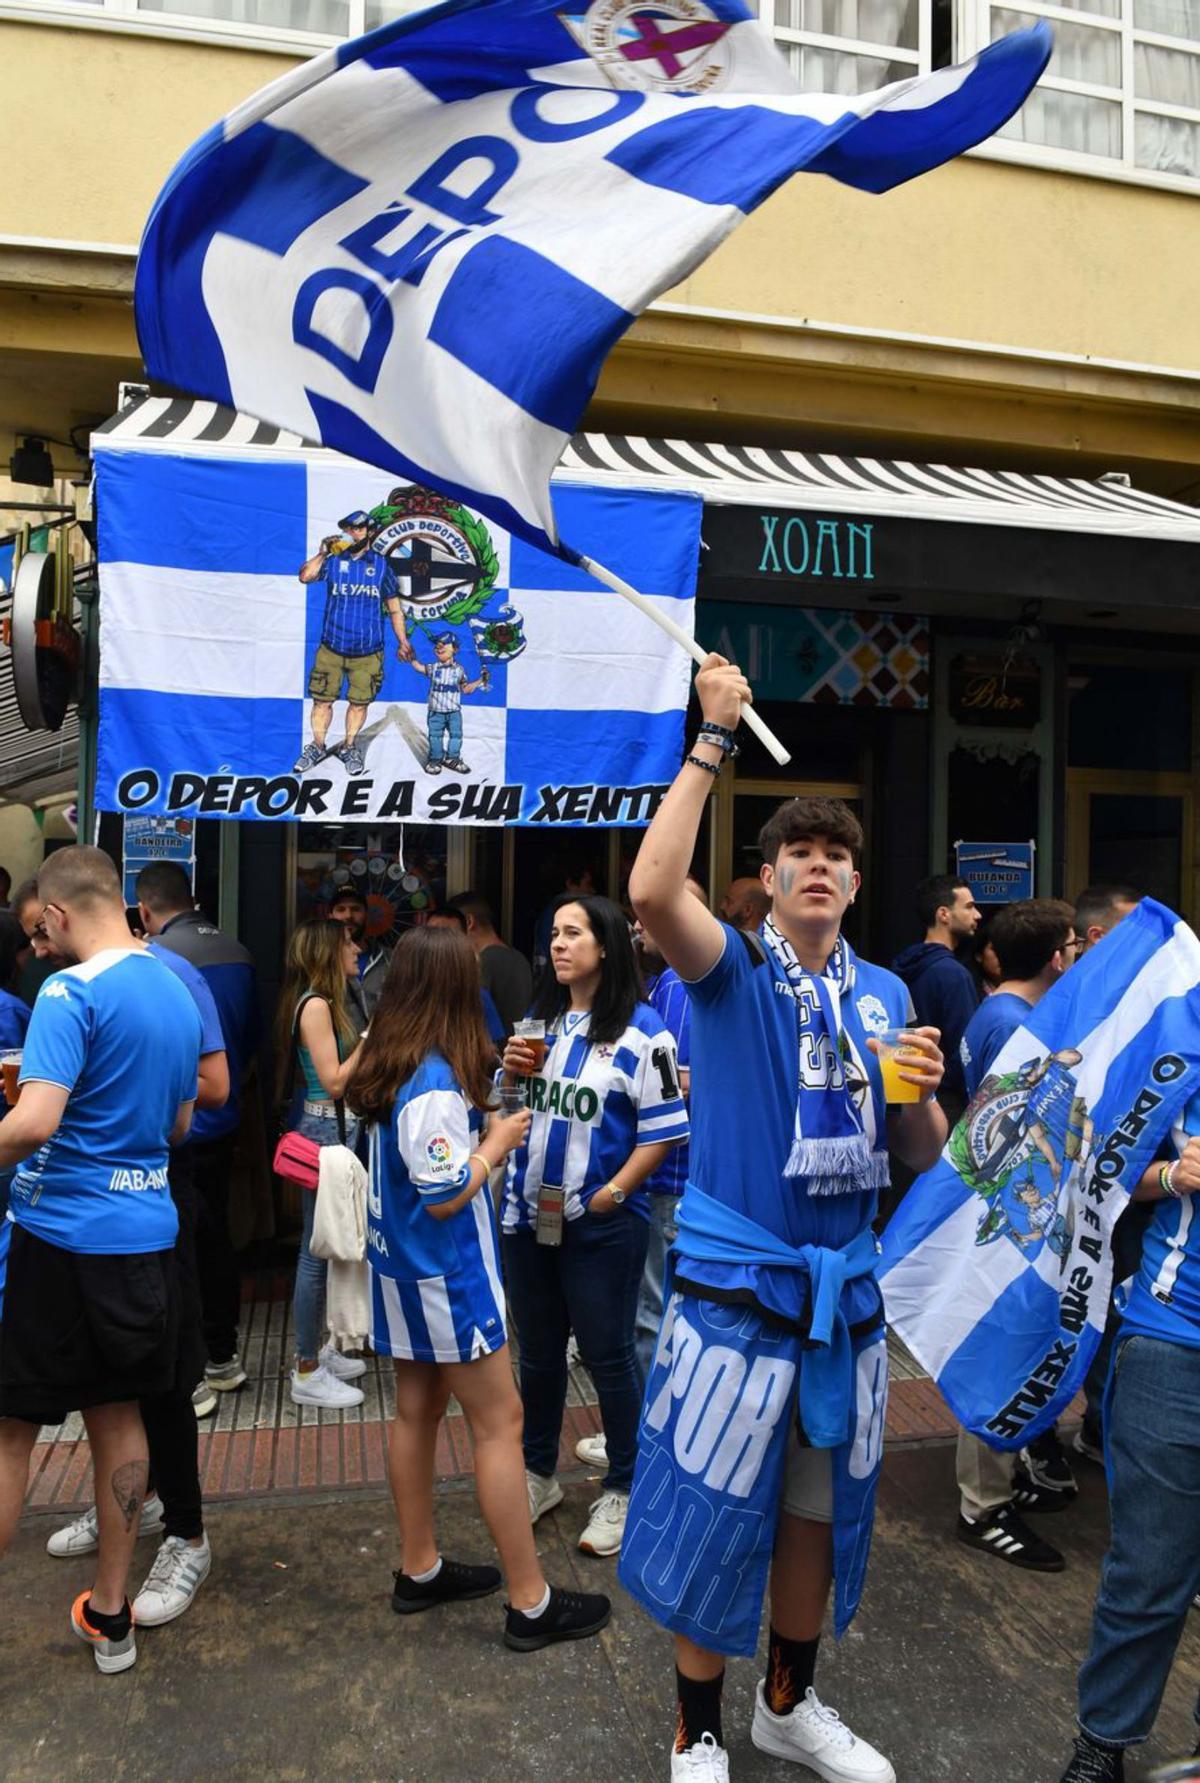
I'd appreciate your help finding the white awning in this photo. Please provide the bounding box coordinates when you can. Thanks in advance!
[93,395,1200,545]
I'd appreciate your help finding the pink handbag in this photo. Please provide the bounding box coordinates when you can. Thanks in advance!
[272,1129,322,1190]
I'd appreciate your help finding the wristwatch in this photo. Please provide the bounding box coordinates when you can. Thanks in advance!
[608,1182,627,1206]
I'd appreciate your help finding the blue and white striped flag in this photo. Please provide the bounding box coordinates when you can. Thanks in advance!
[880,899,1200,1450]
[135,0,1051,559]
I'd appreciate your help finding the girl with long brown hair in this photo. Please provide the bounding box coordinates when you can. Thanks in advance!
[275,918,366,1410]
[348,925,611,1650]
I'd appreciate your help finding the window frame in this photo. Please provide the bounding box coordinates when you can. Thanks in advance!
[755,0,931,89]
[957,0,1200,189]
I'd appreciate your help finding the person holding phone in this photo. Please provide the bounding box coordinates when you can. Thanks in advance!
[499,894,689,1560]
[349,925,610,1651]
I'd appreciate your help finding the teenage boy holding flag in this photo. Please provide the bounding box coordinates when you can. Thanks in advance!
[623,656,947,1783]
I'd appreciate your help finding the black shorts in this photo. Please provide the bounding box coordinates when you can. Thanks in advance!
[0,1227,181,1428]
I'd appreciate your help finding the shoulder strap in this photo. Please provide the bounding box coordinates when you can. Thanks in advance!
[736,927,769,969]
[290,991,348,1144]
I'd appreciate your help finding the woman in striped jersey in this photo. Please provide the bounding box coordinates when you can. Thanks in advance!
[349,926,611,1651]
[500,894,690,1559]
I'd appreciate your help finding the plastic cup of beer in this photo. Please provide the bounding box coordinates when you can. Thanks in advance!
[875,1029,923,1105]
[512,1019,547,1075]
[1,1050,22,1108]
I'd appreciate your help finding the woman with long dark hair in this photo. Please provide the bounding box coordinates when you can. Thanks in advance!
[275,918,366,1409]
[500,894,689,1558]
[349,926,611,1650]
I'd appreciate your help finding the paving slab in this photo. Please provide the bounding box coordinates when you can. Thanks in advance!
[2,1447,1197,1783]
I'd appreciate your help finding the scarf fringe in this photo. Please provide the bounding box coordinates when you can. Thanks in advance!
[785,1135,891,1196]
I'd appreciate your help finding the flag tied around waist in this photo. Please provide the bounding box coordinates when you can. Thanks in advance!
[880,899,1200,1451]
[135,0,1051,559]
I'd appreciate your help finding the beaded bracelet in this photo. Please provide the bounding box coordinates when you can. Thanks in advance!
[1159,1160,1182,1198]
[686,753,723,776]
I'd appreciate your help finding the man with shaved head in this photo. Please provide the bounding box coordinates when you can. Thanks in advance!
[0,846,201,1674]
[719,877,771,932]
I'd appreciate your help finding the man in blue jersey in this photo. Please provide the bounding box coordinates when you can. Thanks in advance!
[137,863,263,1399]
[624,655,947,1783]
[955,897,1080,1574]
[0,846,200,1674]
[44,926,229,1626]
[295,511,414,777]
[1059,1101,1200,1783]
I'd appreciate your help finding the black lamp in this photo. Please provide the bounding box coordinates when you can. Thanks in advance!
[10,437,56,486]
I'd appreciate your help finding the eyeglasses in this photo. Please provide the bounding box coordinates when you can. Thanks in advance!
[38,902,66,934]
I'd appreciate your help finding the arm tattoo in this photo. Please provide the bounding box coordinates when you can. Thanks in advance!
[111,1460,149,1533]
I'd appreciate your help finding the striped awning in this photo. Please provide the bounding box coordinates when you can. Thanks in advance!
[0,579,80,802]
[93,396,1200,545]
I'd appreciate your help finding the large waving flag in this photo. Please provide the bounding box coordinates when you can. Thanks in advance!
[135,0,1051,559]
[880,899,1200,1450]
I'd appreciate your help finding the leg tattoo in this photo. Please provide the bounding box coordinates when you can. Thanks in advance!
[111,1460,148,1533]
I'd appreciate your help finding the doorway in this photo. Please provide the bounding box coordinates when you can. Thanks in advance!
[1066,770,1194,919]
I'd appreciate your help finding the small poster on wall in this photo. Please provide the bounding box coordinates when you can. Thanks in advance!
[122,815,196,907]
[955,840,1036,905]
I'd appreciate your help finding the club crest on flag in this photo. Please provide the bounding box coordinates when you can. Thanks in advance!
[365,486,500,627]
[559,0,737,94]
[950,1048,1092,1268]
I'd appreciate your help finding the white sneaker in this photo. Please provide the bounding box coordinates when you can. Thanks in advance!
[751,1682,896,1782]
[575,1433,608,1469]
[47,1493,165,1559]
[290,1365,365,1409]
[132,1533,212,1627]
[319,1343,368,1381]
[671,1734,731,1780]
[578,1489,628,1556]
[526,1470,564,1523]
[204,1355,247,1392]
[192,1381,218,1419]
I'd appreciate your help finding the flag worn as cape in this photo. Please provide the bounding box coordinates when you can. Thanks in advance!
[135,0,1051,558]
[880,898,1200,1450]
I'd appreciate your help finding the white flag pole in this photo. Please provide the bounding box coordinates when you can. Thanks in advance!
[577,554,791,768]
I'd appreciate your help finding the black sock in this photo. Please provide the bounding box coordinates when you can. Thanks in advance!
[764,1627,820,1715]
[83,1597,132,1639]
[675,1667,724,1753]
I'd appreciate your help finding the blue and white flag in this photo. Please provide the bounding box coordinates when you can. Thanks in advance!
[92,441,698,824]
[880,899,1200,1450]
[135,0,1051,559]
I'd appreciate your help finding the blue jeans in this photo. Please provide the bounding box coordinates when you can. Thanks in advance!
[427,708,462,764]
[1077,1332,1200,1747]
[503,1210,649,1493]
[290,1110,355,1362]
[635,1194,679,1383]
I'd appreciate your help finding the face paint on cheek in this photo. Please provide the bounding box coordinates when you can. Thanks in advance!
[778,866,796,898]
[835,866,852,898]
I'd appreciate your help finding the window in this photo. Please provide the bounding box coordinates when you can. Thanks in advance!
[963,0,1200,180]
[754,0,930,92]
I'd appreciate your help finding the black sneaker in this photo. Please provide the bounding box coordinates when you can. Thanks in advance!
[957,1503,1066,1571]
[1012,1460,1075,1514]
[1073,1425,1105,1466]
[391,1558,502,1615]
[503,1584,611,1652]
[1023,1431,1080,1499]
[1060,1733,1125,1781]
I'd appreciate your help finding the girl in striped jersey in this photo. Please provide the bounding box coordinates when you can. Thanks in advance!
[500,895,689,1559]
[348,927,610,1649]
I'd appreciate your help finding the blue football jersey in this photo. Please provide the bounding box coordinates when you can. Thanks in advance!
[1122,1092,1200,1349]
[501,1003,689,1231]
[680,924,911,1329]
[10,948,200,1255]
[320,549,397,655]
[959,992,1034,1099]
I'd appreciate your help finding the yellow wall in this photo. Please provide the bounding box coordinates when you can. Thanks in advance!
[5,18,1199,374]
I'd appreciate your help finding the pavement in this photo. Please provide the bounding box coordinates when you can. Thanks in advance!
[3,1443,1198,1783]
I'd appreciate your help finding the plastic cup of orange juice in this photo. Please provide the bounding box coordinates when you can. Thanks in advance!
[874,1029,923,1104]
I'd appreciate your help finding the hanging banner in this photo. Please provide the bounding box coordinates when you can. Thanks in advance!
[955,840,1036,904]
[93,447,698,825]
[122,814,197,905]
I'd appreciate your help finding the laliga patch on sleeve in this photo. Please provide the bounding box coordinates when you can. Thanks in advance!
[426,1134,454,1173]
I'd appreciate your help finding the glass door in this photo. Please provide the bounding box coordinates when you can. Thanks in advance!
[1066,770,1194,919]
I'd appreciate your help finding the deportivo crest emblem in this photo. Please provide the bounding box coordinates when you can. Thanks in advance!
[950,1048,1094,1268]
[367,485,500,627]
[856,994,890,1037]
[560,1,736,94]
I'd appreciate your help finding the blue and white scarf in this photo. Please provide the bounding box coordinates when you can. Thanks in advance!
[762,917,888,1196]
